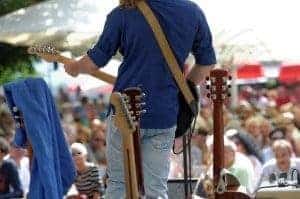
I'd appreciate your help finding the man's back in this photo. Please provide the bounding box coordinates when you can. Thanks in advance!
[88,0,216,128]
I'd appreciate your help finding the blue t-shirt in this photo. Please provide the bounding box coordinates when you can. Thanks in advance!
[88,0,216,129]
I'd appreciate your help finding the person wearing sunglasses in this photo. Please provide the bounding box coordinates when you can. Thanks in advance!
[71,142,101,199]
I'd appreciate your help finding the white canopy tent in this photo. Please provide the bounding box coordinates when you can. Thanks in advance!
[0,0,119,56]
[192,0,300,62]
[1,0,299,61]
[0,0,120,91]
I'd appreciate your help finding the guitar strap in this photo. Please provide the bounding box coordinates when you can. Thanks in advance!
[136,1,195,196]
[136,1,197,115]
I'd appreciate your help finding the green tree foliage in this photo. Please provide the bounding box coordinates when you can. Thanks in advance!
[0,1,46,84]
[0,0,45,16]
[0,43,38,85]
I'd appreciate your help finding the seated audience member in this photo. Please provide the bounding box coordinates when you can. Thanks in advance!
[260,139,300,184]
[4,145,30,195]
[224,138,254,193]
[0,138,23,198]
[260,117,272,150]
[75,123,91,144]
[276,113,300,156]
[71,142,102,199]
[87,128,106,166]
[244,116,263,148]
[86,128,107,179]
[261,128,286,163]
[227,129,263,189]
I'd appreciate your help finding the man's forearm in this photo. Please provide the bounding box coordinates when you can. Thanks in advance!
[186,64,214,84]
[77,55,101,75]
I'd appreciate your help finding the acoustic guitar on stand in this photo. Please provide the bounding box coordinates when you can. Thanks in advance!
[110,87,146,199]
[205,69,251,199]
[27,44,116,84]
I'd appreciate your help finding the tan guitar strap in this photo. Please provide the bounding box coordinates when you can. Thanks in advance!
[136,1,197,114]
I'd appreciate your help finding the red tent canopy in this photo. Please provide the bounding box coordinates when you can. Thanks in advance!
[237,63,264,79]
[279,64,300,84]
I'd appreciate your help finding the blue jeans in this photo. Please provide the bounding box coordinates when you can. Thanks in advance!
[105,114,176,199]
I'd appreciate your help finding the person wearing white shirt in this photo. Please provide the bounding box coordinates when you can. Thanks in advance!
[258,139,300,188]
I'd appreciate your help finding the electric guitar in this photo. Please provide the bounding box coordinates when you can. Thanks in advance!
[206,69,251,199]
[27,45,116,84]
[110,87,146,199]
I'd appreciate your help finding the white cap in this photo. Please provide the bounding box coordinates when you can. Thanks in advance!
[71,142,88,156]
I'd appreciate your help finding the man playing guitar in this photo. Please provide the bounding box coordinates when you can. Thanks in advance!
[63,0,215,198]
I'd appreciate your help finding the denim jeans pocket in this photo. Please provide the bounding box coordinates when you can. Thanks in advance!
[150,127,176,152]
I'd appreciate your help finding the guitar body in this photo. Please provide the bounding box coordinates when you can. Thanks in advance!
[207,69,252,199]
[110,87,145,199]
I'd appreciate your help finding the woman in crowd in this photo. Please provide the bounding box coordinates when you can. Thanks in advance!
[71,142,102,199]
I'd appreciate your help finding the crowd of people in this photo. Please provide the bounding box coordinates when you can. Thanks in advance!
[1,83,300,198]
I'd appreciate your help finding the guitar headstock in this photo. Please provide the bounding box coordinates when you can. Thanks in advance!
[205,69,231,103]
[110,87,146,134]
[27,44,60,62]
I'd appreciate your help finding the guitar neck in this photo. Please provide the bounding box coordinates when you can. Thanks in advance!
[213,102,224,199]
[56,54,116,85]
[122,132,140,199]
[132,127,145,196]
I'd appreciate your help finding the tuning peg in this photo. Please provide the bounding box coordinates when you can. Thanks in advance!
[15,122,21,129]
[212,94,217,100]
[122,94,130,103]
[135,93,146,101]
[131,116,136,121]
[228,76,232,80]
[206,93,211,98]
[227,85,232,89]
[222,94,227,100]
[212,86,216,92]
[138,110,147,115]
[13,106,18,112]
[227,93,231,97]
[206,85,210,90]
[222,85,227,91]
[136,102,146,108]
[140,102,146,106]
[211,77,216,83]
[205,76,210,81]
[14,115,21,120]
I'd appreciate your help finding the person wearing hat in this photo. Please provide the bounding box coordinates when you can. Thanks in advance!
[71,143,102,199]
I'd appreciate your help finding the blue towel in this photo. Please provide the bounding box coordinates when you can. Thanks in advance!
[3,78,76,199]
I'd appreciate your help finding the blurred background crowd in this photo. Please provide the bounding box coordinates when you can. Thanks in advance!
[1,82,300,198]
